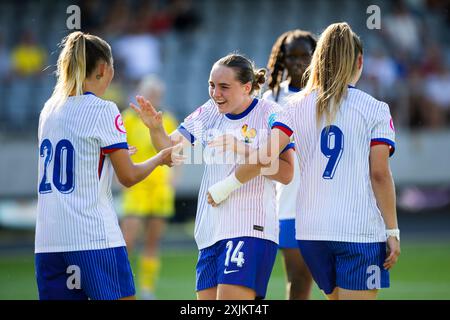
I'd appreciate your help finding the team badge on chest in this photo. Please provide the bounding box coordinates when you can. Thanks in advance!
[241,124,257,143]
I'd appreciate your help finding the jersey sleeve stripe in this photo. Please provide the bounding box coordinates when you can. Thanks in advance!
[271,122,293,137]
[177,125,196,144]
[371,138,395,157]
[101,142,129,154]
[98,153,106,179]
[281,142,295,154]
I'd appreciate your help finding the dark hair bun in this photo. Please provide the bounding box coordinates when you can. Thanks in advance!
[252,68,267,92]
[255,69,267,84]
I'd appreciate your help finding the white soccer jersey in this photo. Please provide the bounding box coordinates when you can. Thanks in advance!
[36,94,128,253]
[263,81,301,220]
[272,87,396,243]
[179,98,287,250]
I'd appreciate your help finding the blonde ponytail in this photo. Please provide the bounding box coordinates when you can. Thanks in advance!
[48,31,112,108]
[303,22,363,127]
[50,32,86,106]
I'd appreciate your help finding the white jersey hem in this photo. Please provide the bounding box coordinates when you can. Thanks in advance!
[296,234,386,243]
[196,233,278,250]
[34,240,126,253]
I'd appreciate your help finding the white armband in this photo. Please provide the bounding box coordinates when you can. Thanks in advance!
[208,173,243,204]
[386,228,400,241]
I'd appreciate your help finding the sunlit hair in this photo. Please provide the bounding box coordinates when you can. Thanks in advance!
[49,31,112,107]
[216,53,266,95]
[302,22,363,126]
[266,29,316,101]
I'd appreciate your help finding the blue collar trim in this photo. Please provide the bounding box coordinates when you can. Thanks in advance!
[288,85,301,92]
[225,98,258,120]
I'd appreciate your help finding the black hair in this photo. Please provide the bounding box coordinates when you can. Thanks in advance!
[266,29,317,101]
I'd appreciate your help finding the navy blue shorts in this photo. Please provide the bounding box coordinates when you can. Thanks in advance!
[196,237,277,299]
[35,246,135,300]
[279,219,297,249]
[297,240,390,294]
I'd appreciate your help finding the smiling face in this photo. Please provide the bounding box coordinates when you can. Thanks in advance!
[284,37,314,85]
[208,64,252,115]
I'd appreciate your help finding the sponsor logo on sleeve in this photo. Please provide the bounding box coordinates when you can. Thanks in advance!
[115,114,126,133]
[390,118,395,132]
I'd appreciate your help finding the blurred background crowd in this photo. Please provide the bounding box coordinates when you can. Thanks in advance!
[0,0,449,214]
[0,0,449,135]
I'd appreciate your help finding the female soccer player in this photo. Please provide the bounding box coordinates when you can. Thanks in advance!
[35,31,181,300]
[208,23,401,300]
[121,75,179,300]
[262,29,316,300]
[131,53,295,300]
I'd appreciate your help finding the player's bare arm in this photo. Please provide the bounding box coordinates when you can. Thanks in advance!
[370,144,400,270]
[264,148,294,185]
[207,128,291,206]
[110,144,185,187]
[208,133,294,185]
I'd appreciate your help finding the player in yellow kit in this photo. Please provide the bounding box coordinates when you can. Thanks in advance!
[120,75,178,300]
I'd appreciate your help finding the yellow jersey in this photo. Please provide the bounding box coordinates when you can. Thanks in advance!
[122,108,178,189]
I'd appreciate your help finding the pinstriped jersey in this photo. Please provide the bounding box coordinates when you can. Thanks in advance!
[272,87,395,243]
[263,81,301,221]
[178,98,283,250]
[36,94,128,253]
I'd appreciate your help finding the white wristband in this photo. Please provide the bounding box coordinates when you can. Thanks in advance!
[208,173,243,205]
[386,228,400,241]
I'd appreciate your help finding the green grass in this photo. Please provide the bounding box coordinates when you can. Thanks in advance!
[1,241,449,300]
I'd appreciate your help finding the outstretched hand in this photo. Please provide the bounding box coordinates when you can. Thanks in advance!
[130,95,163,130]
[158,143,187,167]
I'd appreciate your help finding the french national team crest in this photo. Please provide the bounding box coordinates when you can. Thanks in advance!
[241,124,257,143]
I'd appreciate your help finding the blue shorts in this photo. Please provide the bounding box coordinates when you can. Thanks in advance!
[279,219,297,249]
[35,246,135,300]
[196,237,278,299]
[297,240,390,294]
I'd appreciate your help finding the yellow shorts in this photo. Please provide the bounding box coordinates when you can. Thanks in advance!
[121,185,175,218]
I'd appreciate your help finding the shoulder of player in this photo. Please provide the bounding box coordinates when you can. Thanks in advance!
[180,99,217,127]
[99,97,119,109]
[204,99,218,112]
[80,94,116,109]
[87,98,126,132]
[349,87,388,109]
[279,80,291,90]
[262,89,275,101]
[90,97,124,117]
[274,92,307,114]
[191,99,217,117]
[348,89,391,123]
[257,97,281,112]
